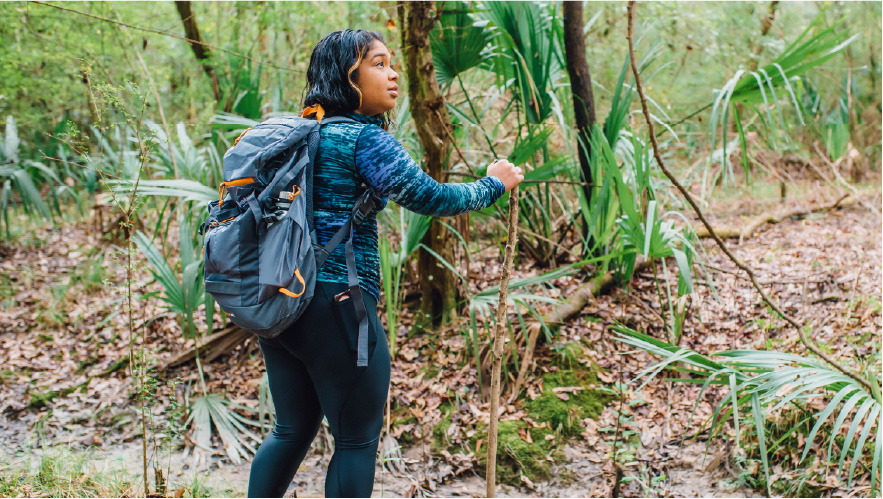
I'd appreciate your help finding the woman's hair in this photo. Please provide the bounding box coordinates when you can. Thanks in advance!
[302,29,396,130]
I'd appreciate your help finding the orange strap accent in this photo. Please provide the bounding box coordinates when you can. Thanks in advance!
[287,186,302,201]
[233,127,252,147]
[218,177,256,209]
[279,268,307,298]
[301,104,326,124]
[224,177,256,187]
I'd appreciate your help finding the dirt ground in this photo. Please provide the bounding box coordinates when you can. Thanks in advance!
[1,183,879,497]
[2,432,750,497]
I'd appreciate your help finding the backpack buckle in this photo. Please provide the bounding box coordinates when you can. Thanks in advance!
[351,189,375,226]
[352,205,370,225]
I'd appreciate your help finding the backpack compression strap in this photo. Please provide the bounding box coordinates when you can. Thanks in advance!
[312,189,378,367]
[311,114,380,367]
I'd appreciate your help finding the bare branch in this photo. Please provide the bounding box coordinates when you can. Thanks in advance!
[625,1,872,393]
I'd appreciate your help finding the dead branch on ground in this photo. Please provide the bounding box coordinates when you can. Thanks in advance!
[693,194,856,240]
[626,0,872,393]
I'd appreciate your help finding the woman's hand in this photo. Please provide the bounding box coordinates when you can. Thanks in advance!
[486,159,524,192]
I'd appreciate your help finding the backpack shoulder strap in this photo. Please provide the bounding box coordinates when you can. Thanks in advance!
[318,115,357,126]
[311,114,378,367]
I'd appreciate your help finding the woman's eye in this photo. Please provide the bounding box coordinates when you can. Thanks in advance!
[377,62,384,67]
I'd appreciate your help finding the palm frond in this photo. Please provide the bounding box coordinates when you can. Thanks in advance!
[431,1,495,90]
[185,393,261,465]
[705,13,856,190]
[613,325,881,494]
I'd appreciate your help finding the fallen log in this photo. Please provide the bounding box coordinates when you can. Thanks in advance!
[162,325,251,370]
[507,255,652,401]
[693,195,856,240]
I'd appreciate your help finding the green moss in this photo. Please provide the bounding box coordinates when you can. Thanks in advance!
[551,341,584,370]
[431,403,455,454]
[421,363,441,379]
[391,405,415,426]
[525,359,612,437]
[28,381,89,409]
[468,420,560,485]
[390,403,416,445]
[29,390,59,409]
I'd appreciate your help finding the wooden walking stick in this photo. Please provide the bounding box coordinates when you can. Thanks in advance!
[486,184,520,498]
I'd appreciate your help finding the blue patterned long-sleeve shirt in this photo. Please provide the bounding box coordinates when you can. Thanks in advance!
[312,111,506,302]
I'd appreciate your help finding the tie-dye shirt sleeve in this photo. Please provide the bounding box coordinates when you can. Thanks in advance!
[355,125,506,216]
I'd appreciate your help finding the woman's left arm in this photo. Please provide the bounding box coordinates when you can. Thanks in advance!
[355,126,506,217]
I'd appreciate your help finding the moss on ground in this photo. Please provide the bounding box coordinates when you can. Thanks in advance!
[525,342,612,437]
[430,402,455,454]
[421,363,441,379]
[391,404,416,445]
[467,420,561,485]
[424,341,614,487]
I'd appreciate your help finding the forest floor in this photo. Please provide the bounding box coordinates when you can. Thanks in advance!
[0,178,880,498]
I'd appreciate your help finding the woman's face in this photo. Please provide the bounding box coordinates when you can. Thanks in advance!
[354,40,399,117]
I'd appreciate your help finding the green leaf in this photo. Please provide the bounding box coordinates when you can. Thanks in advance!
[751,393,771,496]
[133,230,184,312]
[430,1,494,89]
[800,385,859,462]
[847,405,879,486]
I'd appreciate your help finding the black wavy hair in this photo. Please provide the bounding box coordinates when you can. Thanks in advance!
[302,29,395,131]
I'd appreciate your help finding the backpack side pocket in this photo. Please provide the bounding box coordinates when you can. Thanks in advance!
[204,204,260,309]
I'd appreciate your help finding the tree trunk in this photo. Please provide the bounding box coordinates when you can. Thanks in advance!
[562,1,597,245]
[399,1,461,329]
[749,1,779,71]
[175,1,220,102]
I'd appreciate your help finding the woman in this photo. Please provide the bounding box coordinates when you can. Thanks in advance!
[247,29,523,498]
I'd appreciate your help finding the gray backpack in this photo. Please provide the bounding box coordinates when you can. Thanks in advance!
[201,115,379,366]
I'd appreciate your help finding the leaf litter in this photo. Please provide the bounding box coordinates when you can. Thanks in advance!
[0,187,879,497]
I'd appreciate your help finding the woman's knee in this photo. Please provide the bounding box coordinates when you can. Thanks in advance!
[270,421,321,446]
[333,434,380,451]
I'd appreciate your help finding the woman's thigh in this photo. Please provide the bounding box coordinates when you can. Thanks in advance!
[276,281,391,441]
[257,336,323,431]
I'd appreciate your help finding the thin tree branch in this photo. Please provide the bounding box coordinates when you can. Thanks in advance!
[443,171,592,186]
[625,1,873,393]
[487,185,520,498]
[30,1,302,74]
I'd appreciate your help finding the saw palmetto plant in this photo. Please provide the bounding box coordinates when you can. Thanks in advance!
[133,208,208,339]
[701,12,857,195]
[0,116,59,239]
[613,325,881,496]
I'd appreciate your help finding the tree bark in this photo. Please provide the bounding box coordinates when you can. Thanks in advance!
[749,1,779,71]
[175,1,220,101]
[562,1,597,218]
[399,1,461,328]
[486,186,520,498]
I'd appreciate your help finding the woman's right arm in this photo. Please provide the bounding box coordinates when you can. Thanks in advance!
[355,125,508,217]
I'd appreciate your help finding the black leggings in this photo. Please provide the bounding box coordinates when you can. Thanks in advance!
[248,281,391,498]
